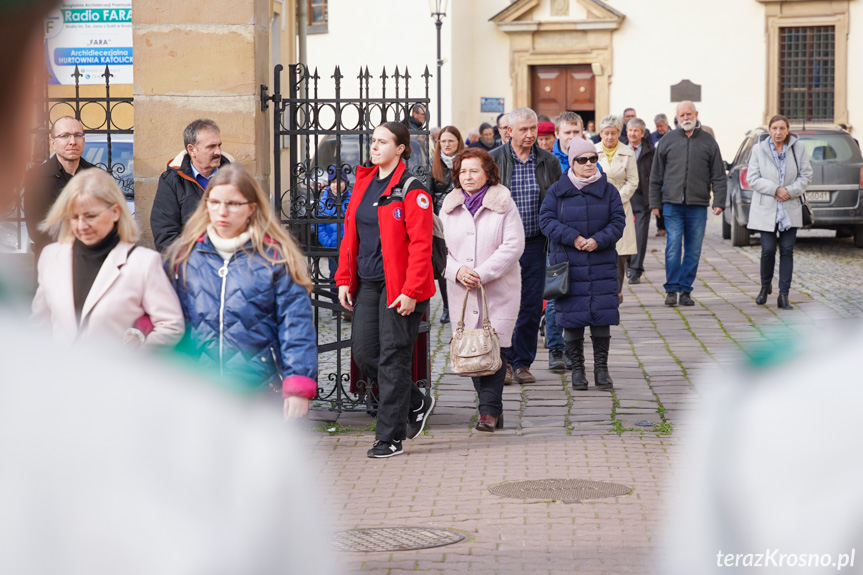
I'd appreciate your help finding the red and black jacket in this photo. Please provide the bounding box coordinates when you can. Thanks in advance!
[335,161,436,306]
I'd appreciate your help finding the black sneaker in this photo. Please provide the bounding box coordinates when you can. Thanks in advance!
[406,395,435,439]
[367,439,403,458]
[548,349,566,372]
[628,274,641,285]
[679,293,695,306]
[664,292,678,307]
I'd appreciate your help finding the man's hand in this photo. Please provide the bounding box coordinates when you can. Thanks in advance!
[338,285,353,311]
[712,207,723,216]
[652,208,660,218]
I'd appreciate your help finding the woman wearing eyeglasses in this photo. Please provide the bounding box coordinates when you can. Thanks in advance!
[539,138,625,392]
[165,163,318,420]
[32,168,184,347]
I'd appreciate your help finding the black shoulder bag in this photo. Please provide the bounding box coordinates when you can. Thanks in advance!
[543,197,570,300]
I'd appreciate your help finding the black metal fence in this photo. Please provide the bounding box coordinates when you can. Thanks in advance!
[2,64,133,253]
[262,63,432,412]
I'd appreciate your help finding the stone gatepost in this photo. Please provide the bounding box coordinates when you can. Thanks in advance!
[132,1,271,246]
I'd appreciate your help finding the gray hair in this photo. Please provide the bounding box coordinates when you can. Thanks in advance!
[467,128,479,138]
[183,118,220,149]
[627,118,647,133]
[654,113,669,124]
[622,107,636,116]
[676,100,697,114]
[554,111,584,131]
[509,107,537,125]
[598,114,623,134]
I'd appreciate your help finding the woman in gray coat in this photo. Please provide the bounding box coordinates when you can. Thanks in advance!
[747,114,813,309]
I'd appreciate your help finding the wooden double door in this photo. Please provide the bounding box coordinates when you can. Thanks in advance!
[531,65,595,124]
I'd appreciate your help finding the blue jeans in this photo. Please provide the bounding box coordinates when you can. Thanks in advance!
[506,235,546,370]
[662,203,707,294]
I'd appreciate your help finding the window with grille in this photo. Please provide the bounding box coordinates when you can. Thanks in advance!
[308,0,327,31]
[779,26,835,122]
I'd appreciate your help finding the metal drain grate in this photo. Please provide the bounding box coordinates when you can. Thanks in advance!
[489,479,632,502]
[332,527,465,552]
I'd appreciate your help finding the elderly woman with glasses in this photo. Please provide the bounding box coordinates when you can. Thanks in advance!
[596,114,639,303]
[539,138,625,392]
[32,169,184,347]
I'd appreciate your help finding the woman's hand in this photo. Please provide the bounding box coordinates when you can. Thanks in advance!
[582,238,598,252]
[775,186,791,202]
[283,396,310,420]
[574,236,587,250]
[388,294,417,316]
[457,266,481,290]
[338,285,353,311]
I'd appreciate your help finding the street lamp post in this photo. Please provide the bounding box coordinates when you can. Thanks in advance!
[428,0,447,127]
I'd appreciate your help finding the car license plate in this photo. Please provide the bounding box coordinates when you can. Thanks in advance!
[806,191,830,202]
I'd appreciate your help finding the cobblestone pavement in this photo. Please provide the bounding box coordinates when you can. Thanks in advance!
[306,216,863,574]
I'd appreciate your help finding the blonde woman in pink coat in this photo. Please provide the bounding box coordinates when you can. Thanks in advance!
[440,148,525,432]
[32,169,184,347]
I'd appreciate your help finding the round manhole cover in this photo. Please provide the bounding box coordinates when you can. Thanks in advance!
[332,527,465,552]
[489,479,632,502]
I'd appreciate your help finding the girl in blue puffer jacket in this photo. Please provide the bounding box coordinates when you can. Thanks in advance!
[165,163,317,420]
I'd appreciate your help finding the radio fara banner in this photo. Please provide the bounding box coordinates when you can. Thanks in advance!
[44,1,133,85]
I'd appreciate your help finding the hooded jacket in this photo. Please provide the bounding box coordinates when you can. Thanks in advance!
[334,161,436,306]
[150,151,233,253]
[746,133,813,232]
[171,234,318,399]
[539,172,625,328]
[649,124,727,210]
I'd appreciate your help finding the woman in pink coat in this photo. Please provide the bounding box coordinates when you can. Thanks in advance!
[440,148,525,432]
[32,169,184,347]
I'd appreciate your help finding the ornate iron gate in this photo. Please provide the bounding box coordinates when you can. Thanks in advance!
[262,63,433,412]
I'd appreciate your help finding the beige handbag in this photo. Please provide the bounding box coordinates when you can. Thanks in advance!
[449,285,502,377]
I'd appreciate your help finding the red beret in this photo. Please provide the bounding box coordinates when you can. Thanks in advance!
[538,121,555,136]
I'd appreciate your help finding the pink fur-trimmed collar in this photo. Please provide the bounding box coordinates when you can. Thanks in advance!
[441,183,513,215]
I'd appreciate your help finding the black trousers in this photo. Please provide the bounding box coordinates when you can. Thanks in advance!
[628,209,650,275]
[563,325,611,343]
[438,277,449,312]
[471,356,506,417]
[760,227,797,295]
[352,280,429,443]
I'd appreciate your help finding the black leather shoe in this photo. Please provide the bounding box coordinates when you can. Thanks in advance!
[440,307,450,324]
[548,349,566,372]
[679,293,695,306]
[665,292,678,307]
[777,294,793,310]
[756,285,772,305]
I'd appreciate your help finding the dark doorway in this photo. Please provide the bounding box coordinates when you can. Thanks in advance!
[531,64,595,125]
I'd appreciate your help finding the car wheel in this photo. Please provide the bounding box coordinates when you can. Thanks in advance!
[730,203,751,247]
[721,210,731,240]
[854,226,863,249]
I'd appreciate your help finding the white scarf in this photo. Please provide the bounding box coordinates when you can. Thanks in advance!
[440,151,455,170]
[207,225,252,262]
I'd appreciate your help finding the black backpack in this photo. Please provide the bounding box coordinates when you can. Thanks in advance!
[394,175,447,281]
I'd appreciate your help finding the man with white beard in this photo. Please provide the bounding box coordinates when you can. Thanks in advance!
[648,101,726,307]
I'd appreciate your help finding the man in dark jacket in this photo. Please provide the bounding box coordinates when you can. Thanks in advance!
[625,118,655,284]
[491,107,562,385]
[24,116,100,261]
[649,101,726,307]
[150,119,231,252]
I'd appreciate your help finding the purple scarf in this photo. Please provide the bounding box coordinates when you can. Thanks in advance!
[567,167,602,190]
[462,185,489,216]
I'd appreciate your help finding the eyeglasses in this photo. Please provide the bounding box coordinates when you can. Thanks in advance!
[574,155,599,165]
[70,206,113,226]
[53,133,85,141]
[206,199,252,212]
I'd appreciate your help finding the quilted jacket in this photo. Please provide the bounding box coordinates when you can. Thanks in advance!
[171,234,318,398]
[539,172,625,329]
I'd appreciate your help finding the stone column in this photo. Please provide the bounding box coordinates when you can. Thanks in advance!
[132,0,271,245]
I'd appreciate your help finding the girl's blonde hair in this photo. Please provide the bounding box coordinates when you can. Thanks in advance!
[165,162,312,292]
[40,168,139,243]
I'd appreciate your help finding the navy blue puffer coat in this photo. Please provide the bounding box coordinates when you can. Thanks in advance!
[171,234,318,396]
[539,173,625,328]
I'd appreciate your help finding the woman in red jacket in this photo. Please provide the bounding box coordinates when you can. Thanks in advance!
[336,121,436,458]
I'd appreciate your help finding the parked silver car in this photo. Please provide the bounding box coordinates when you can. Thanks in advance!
[723,126,863,247]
